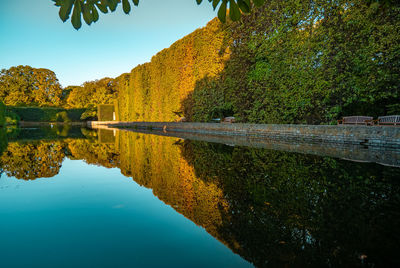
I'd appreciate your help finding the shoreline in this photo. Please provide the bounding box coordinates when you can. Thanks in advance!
[88,121,400,149]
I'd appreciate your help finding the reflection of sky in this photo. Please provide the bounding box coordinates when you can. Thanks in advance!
[0,159,251,267]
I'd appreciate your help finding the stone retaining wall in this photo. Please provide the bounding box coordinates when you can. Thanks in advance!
[88,121,400,148]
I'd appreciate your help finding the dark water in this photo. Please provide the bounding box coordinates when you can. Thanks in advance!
[0,126,399,267]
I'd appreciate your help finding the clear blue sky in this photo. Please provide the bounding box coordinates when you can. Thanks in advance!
[0,0,216,87]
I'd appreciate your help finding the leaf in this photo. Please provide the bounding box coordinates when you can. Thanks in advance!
[92,5,99,22]
[53,0,63,7]
[132,0,139,6]
[71,0,82,30]
[122,0,131,14]
[59,0,74,22]
[218,0,227,23]
[229,0,241,21]
[212,0,220,10]
[95,2,109,13]
[196,0,203,4]
[237,0,250,13]
[82,3,93,25]
[252,0,265,7]
[108,0,118,12]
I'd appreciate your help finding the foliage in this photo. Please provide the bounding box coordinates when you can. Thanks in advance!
[186,0,400,124]
[115,18,230,121]
[8,107,86,122]
[52,0,267,30]
[0,66,63,107]
[65,78,117,108]
[80,105,98,120]
[0,101,5,127]
[4,109,20,126]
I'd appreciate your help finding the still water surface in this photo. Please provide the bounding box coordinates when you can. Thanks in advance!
[0,126,399,267]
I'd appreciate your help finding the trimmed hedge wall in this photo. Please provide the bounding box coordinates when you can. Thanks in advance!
[115,19,229,122]
[98,104,114,121]
[8,107,86,122]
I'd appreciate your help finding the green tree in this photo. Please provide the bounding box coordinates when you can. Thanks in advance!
[0,66,63,107]
[66,78,117,108]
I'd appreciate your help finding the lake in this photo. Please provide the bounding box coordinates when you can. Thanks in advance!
[0,126,399,267]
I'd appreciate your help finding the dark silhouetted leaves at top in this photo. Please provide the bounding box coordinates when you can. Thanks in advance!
[212,0,220,10]
[52,0,267,30]
[95,2,108,13]
[92,5,99,22]
[122,0,131,14]
[82,3,93,25]
[58,0,74,22]
[71,0,82,30]
[217,0,227,23]
[229,0,241,21]
[237,0,250,13]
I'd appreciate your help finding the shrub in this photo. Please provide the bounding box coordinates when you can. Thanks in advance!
[7,107,86,122]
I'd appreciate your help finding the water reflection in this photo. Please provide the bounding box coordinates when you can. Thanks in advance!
[0,126,399,267]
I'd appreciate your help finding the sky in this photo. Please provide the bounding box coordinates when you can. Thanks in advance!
[0,0,216,87]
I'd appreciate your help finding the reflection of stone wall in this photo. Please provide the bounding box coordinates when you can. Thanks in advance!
[89,122,400,148]
[91,126,400,167]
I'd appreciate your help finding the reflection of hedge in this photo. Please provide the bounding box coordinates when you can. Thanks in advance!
[115,19,229,122]
[181,141,400,266]
[8,107,86,122]
[0,101,5,126]
[98,104,114,121]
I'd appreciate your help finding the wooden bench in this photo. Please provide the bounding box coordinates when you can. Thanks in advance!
[337,116,373,125]
[375,115,400,126]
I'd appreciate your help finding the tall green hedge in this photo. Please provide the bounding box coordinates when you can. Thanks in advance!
[8,107,86,122]
[114,1,399,124]
[115,19,230,122]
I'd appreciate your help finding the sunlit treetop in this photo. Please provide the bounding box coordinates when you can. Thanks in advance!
[52,0,266,30]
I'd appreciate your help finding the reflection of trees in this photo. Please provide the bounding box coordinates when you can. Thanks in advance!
[68,139,119,168]
[0,142,66,180]
[0,137,120,180]
[180,141,400,267]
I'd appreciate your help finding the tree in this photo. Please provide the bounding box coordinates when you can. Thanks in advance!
[53,0,267,30]
[0,66,63,107]
[66,77,117,108]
